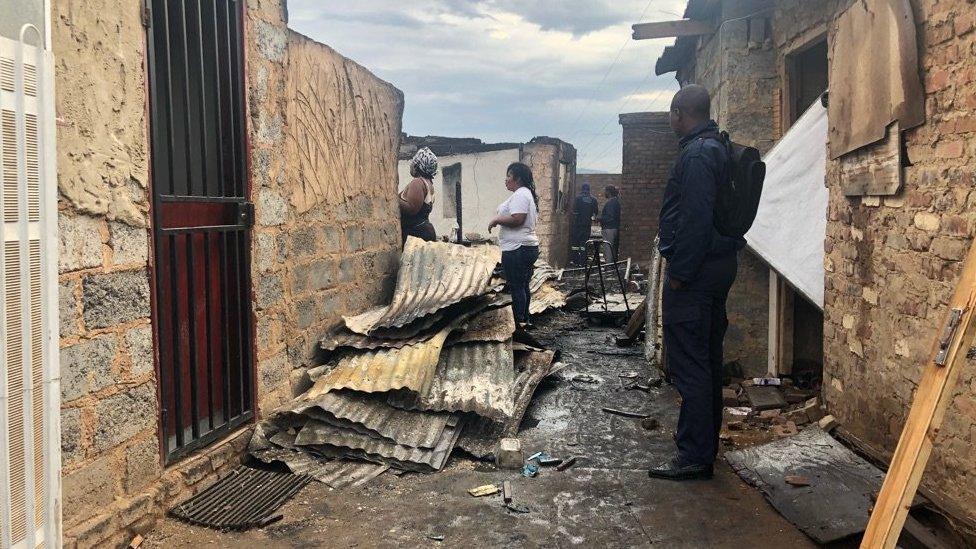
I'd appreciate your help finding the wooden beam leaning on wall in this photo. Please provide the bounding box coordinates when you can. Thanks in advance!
[632,19,716,40]
[861,240,976,548]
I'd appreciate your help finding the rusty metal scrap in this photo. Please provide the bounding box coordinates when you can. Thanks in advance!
[388,341,516,421]
[310,326,453,396]
[290,390,455,449]
[529,282,567,315]
[446,306,515,346]
[343,238,500,335]
[530,259,560,293]
[295,416,461,471]
[251,447,389,489]
[456,350,556,459]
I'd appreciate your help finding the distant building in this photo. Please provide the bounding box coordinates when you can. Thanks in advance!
[398,135,578,267]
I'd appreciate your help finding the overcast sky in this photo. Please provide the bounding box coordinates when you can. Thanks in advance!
[286,1,685,173]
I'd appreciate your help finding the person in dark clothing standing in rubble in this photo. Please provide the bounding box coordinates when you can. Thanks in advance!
[647,84,745,481]
[570,183,599,265]
[489,162,540,329]
[600,185,621,262]
[399,147,438,244]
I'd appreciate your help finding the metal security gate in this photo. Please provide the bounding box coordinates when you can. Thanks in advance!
[0,25,62,549]
[146,0,254,463]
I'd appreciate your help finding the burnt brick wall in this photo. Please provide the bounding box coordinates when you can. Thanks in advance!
[618,112,678,265]
[818,0,976,528]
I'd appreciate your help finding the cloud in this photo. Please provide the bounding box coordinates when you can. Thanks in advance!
[285,0,685,171]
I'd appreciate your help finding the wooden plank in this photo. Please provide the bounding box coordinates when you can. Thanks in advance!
[861,239,976,548]
[840,121,903,197]
[632,19,716,40]
[768,271,795,376]
[624,297,647,339]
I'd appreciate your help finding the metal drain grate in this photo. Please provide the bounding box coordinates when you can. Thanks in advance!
[169,466,312,531]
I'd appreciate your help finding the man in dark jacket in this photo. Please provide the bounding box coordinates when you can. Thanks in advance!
[648,84,745,481]
[600,185,621,262]
[571,183,599,265]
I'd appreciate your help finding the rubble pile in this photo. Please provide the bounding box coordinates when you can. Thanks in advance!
[249,238,565,485]
[719,371,826,449]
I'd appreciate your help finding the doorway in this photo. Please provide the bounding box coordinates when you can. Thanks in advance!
[145,0,254,463]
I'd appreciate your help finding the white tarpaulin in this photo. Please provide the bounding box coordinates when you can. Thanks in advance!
[745,101,828,308]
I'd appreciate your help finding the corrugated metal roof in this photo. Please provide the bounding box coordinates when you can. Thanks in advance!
[529,282,567,315]
[290,390,455,449]
[389,340,515,421]
[319,293,509,353]
[530,259,560,293]
[457,350,555,458]
[309,326,453,395]
[343,238,500,335]
[252,448,389,488]
[295,416,461,471]
[446,306,515,346]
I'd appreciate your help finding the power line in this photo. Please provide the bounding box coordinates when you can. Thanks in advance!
[563,0,655,144]
[576,78,671,165]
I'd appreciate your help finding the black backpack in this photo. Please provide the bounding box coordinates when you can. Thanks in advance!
[698,131,766,238]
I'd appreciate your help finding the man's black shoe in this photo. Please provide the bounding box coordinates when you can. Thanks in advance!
[647,459,713,481]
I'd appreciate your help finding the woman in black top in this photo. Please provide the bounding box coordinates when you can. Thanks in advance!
[399,147,438,244]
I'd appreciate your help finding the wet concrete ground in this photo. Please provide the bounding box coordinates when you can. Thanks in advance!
[146,311,815,548]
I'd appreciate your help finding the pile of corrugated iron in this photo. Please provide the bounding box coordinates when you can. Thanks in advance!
[249,237,564,486]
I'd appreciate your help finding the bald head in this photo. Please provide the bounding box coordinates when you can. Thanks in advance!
[669,84,712,137]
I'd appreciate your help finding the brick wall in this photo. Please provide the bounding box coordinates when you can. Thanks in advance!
[819,0,976,529]
[578,173,622,202]
[54,0,405,545]
[618,112,677,265]
[251,29,403,412]
[522,137,577,267]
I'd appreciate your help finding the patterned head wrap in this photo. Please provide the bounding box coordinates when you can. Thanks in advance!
[411,147,438,179]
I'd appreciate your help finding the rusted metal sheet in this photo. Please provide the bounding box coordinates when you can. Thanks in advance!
[529,282,567,315]
[310,326,453,396]
[530,259,560,293]
[251,448,389,489]
[290,390,455,449]
[457,350,555,459]
[343,238,499,335]
[389,341,516,421]
[447,306,515,346]
[295,416,461,471]
[320,293,509,353]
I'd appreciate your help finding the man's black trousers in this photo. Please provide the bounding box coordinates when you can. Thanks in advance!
[662,252,738,467]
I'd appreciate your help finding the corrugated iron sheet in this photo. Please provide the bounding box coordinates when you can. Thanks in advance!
[457,350,555,458]
[389,341,515,421]
[319,294,507,353]
[446,306,515,346]
[290,390,454,449]
[530,259,560,293]
[529,282,567,315]
[295,416,461,471]
[309,327,452,396]
[252,448,389,489]
[343,238,499,335]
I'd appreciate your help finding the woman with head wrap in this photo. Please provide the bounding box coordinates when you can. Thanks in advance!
[399,147,438,244]
[488,162,540,329]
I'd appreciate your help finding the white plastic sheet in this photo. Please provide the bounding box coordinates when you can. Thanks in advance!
[745,102,828,308]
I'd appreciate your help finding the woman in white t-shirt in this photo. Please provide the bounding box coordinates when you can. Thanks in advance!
[488,162,540,328]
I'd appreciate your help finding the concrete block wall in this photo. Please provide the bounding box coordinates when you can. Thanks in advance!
[522,138,577,267]
[52,0,405,545]
[247,14,404,414]
[821,0,976,529]
[618,112,677,264]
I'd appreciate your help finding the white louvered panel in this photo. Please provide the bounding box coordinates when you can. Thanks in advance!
[2,109,15,222]
[5,240,28,544]
[0,58,12,93]
[0,29,60,549]
[29,239,43,528]
[25,114,38,222]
